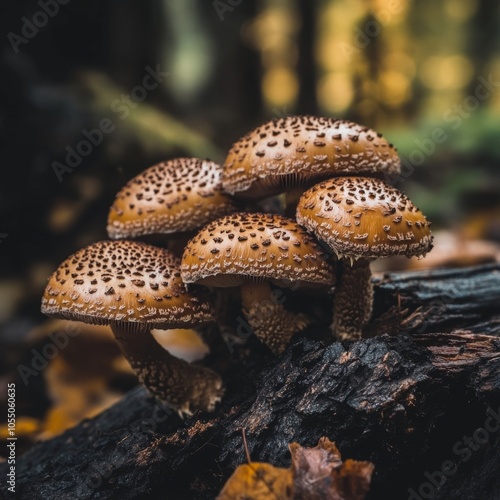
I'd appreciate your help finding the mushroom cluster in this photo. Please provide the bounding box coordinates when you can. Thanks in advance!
[41,116,433,414]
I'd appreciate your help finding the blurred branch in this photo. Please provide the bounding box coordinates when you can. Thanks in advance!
[77,70,223,162]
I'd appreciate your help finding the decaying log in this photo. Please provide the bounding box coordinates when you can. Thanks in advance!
[2,264,499,500]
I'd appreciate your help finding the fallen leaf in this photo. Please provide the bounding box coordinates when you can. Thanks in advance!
[217,462,293,499]
[218,437,374,500]
[290,437,374,500]
[332,459,375,500]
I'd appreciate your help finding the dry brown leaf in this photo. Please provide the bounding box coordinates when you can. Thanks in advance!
[290,437,374,500]
[217,462,293,500]
[331,459,375,500]
[218,437,373,500]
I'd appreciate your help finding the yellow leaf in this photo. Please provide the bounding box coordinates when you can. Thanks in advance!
[217,462,293,500]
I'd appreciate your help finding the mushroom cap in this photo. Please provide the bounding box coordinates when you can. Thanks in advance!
[181,212,335,288]
[41,240,214,332]
[296,177,433,260]
[107,158,237,239]
[222,116,401,198]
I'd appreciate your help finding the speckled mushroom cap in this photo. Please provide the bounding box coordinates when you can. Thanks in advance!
[296,177,433,259]
[42,240,214,332]
[107,158,237,239]
[181,212,335,288]
[222,116,401,198]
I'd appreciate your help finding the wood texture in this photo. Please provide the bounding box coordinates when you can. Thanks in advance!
[2,264,499,500]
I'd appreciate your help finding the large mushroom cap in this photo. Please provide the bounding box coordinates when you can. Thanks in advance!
[42,240,214,332]
[222,116,401,199]
[107,158,237,239]
[181,212,335,288]
[296,177,433,260]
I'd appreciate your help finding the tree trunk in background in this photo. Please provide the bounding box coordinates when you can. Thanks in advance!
[358,11,382,127]
[296,0,318,115]
[466,0,498,97]
[197,0,263,148]
[107,0,153,87]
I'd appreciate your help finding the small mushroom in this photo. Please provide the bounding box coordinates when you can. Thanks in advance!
[222,116,401,200]
[181,213,335,354]
[297,177,433,340]
[107,158,237,240]
[41,240,223,416]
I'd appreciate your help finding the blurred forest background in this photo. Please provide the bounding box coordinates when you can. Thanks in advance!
[1,0,499,451]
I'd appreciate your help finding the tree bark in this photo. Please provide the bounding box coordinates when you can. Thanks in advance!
[2,264,500,500]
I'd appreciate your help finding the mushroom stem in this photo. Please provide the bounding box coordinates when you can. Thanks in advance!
[240,281,273,305]
[240,281,308,355]
[284,187,306,217]
[331,259,373,341]
[110,325,224,416]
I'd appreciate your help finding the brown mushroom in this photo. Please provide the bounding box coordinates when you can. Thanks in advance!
[107,157,238,351]
[41,240,223,416]
[181,213,335,354]
[107,158,237,240]
[222,116,401,200]
[297,177,433,340]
